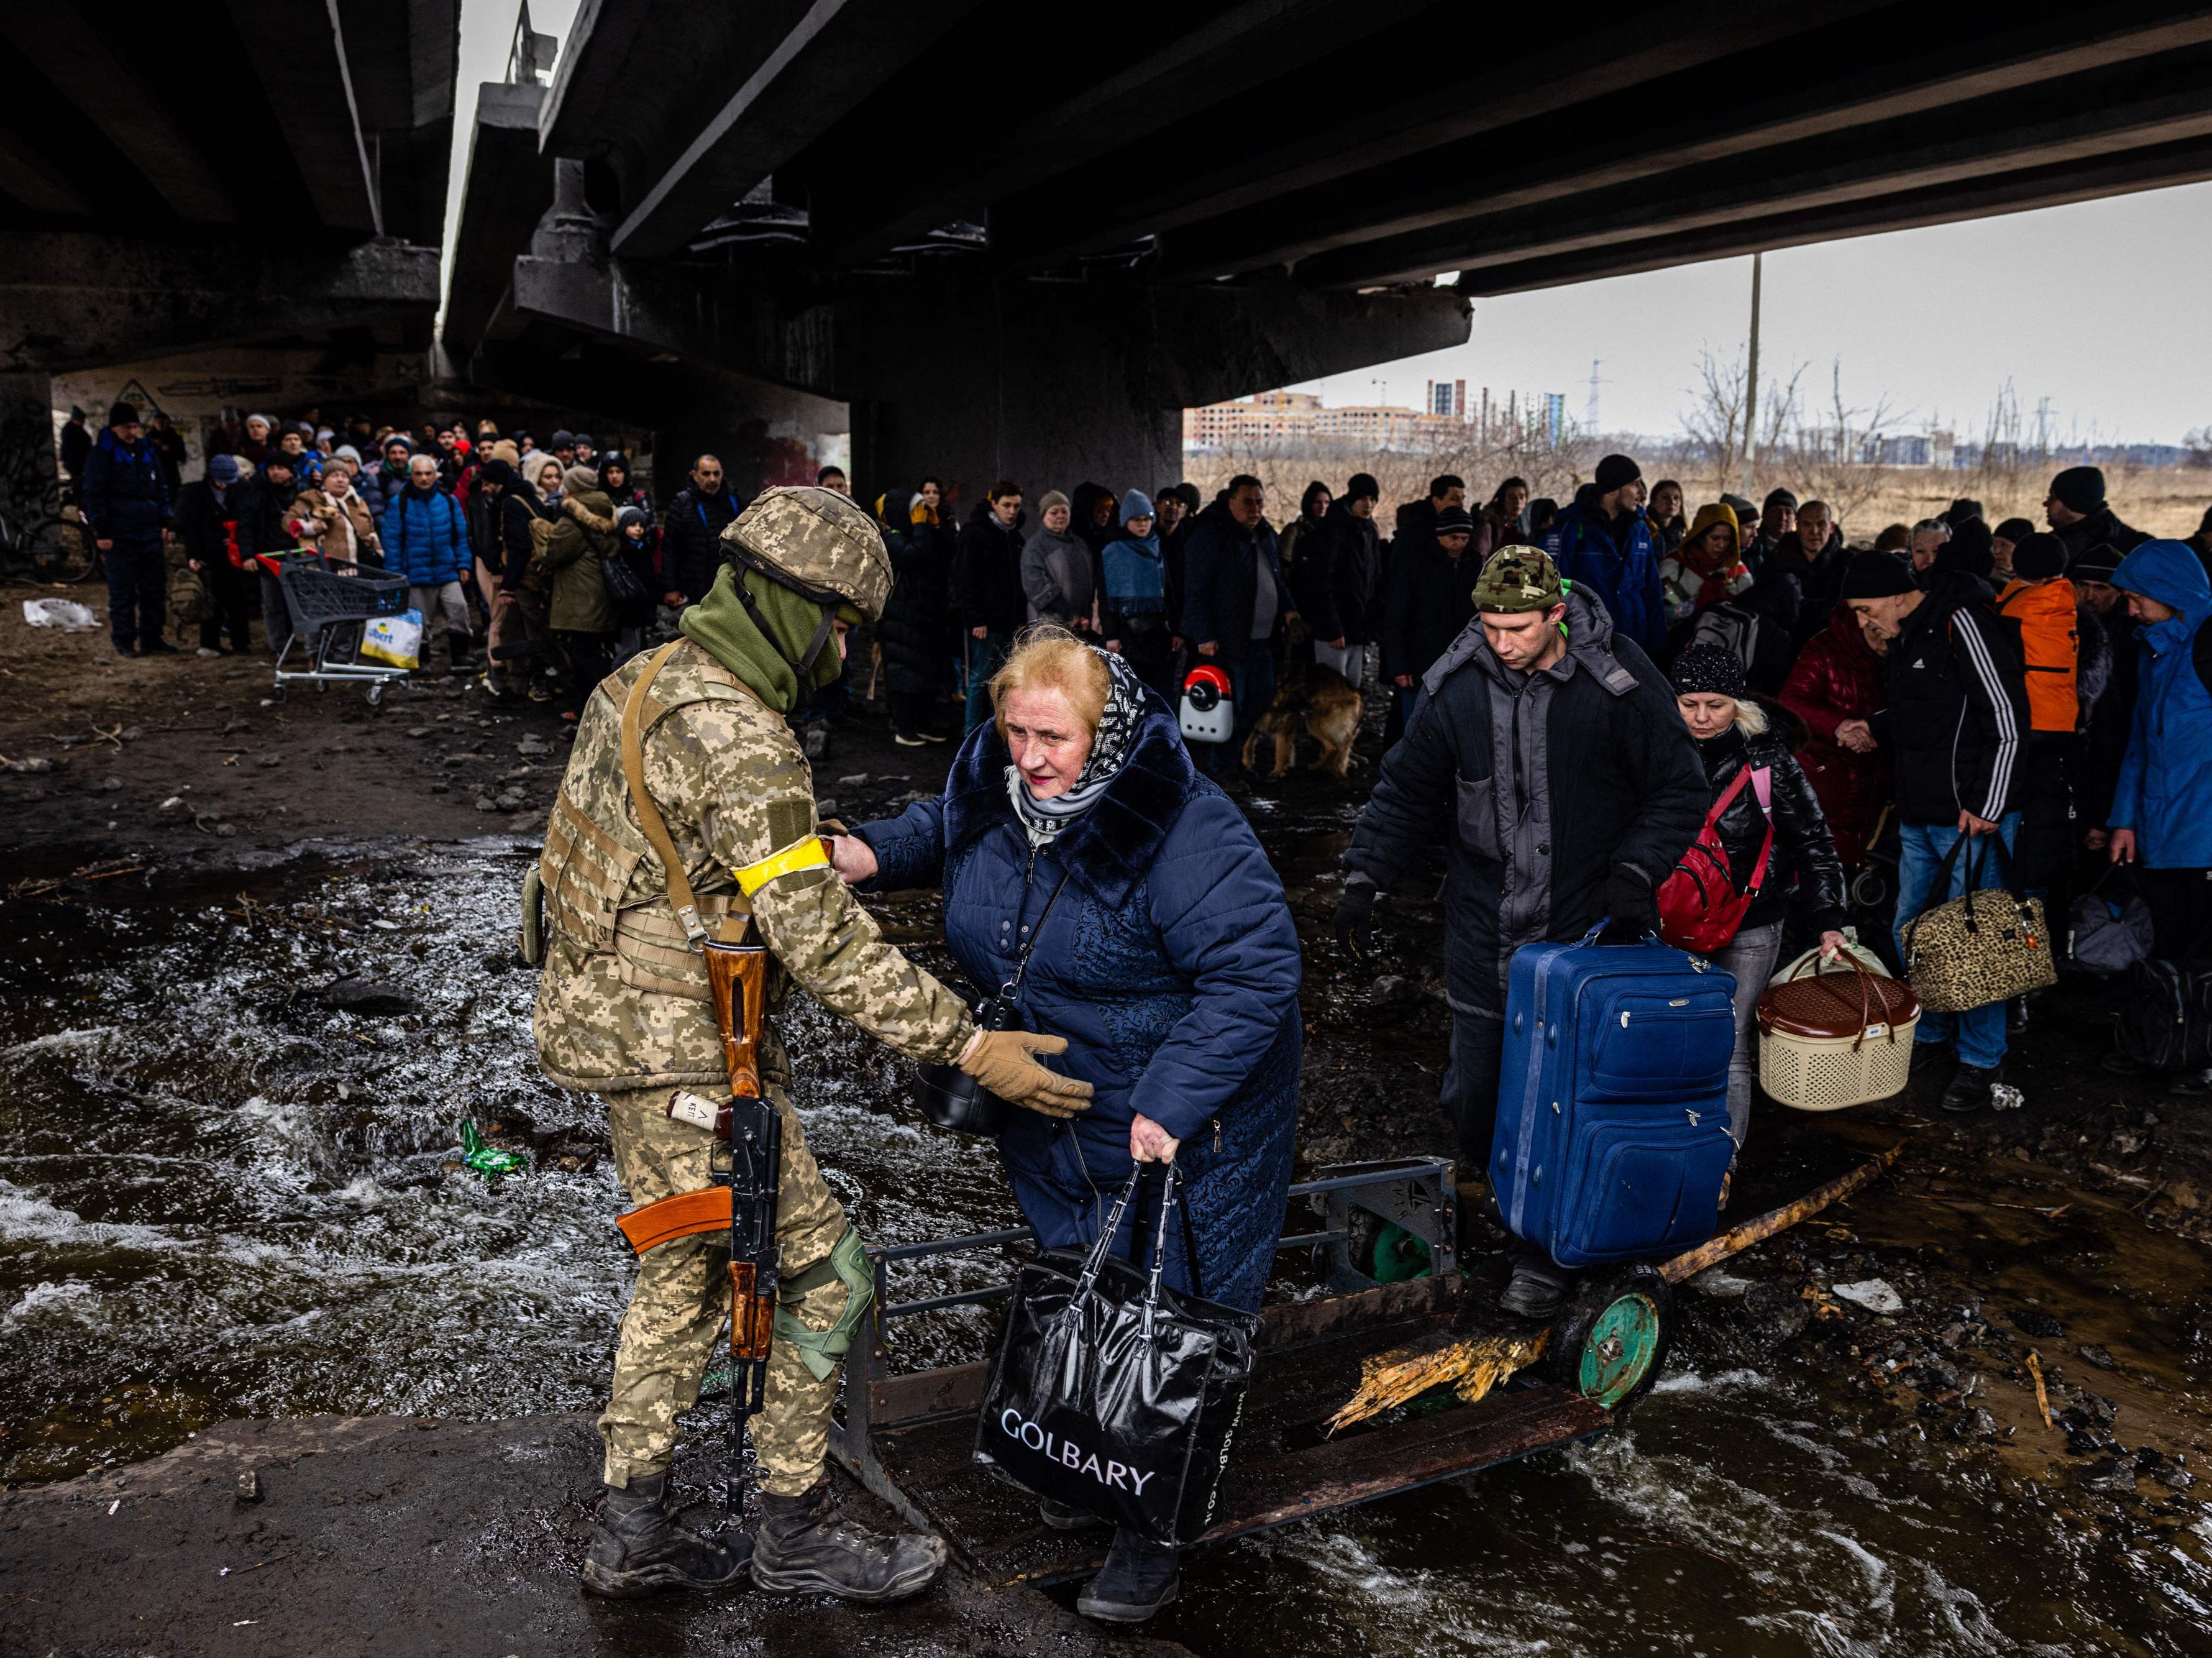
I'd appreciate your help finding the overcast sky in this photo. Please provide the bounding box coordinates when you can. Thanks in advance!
[450,2,2209,446]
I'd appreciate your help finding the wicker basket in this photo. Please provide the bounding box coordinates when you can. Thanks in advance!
[1757,953,1921,1112]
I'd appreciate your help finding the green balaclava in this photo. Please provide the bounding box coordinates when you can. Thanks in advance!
[679,562,846,715]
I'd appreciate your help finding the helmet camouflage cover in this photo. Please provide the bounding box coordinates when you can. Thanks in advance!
[721,485,894,623]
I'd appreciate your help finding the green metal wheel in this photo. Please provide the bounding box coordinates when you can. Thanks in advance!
[1545,1263,1675,1412]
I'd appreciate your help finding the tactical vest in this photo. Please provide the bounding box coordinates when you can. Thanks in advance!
[1996,577,2080,733]
[530,639,791,1093]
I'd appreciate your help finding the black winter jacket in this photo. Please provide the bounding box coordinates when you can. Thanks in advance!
[1344,587,1709,1017]
[174,480,268,571]
[879,490,954,697]
[951,501,1028,634]
[2054,505,2150,569]
[1293,498,1379,646]
[1382,520,1489,683]
[1875,571,2031,826]
[1689,712,1848,935]
[662,487,742,605]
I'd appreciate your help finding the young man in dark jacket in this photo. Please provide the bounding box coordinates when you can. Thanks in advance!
[80,401,174,657]
[1336,546,1708,1318]
[951,482,1028,733]
[1181,475,1292,774]
[658,454,741,607]
[1384,505,1488,695]
[1843,552,2031,1113]
[2046,465,2150,567]
[175,452,263,655]
[1294,472,1381,685]
[1543,453,1665,654]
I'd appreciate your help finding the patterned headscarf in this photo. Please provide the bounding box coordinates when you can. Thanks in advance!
[1007,646,1147,842]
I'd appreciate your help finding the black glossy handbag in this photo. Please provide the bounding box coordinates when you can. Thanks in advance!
[912,871,1069,1137]
[973,1165,1261,1546]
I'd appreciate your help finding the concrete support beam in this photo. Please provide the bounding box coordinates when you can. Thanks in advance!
[0,372,63,557]
[1,236,441,374]
[443,82,554,359]
[224,0,382,235]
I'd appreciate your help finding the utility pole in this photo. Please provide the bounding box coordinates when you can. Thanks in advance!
[1584,359,1606,433]
[1742,252,1762,495]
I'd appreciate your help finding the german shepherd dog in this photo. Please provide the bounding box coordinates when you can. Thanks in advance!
[1243,660,1361,779]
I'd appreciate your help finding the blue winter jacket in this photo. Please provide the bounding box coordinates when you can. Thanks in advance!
[2108,541,2212,868]
[1543,482,1665,654]
[852,700,1302,1304]
[80,429,170,544]
[379,485,470,585]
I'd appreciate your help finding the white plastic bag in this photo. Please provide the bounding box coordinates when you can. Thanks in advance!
[23,598,98,631]
[360,607,423,670]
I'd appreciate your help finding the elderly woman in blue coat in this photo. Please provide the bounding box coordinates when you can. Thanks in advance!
[831,626,1301,1624]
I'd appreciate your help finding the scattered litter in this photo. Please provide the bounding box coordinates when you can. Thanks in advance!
[0,754,54,773]
[24,598,98,630]
[837,774,871,788]
[99,776,122,792]
[2026,1349,2058,1429]
[458,1120,527,1180]
[1832,1279,1904,1315]
[107,1498,119,1514]
[1989,1083,2025,1112]
[236,1469,262,1503]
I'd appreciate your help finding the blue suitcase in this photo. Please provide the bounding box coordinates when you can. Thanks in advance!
[1490,920,1737,1268]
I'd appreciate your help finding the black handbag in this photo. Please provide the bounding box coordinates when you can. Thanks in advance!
[600,541,652,609]
[2114,958,2212,1070]
[913,870,1069,1136]
[974,1165,1260,1547]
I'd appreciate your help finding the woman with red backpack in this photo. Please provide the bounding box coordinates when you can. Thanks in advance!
[1663,644,1850,1147]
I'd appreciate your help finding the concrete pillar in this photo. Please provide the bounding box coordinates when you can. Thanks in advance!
[0,373,63,556]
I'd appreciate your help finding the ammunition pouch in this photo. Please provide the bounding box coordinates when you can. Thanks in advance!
[518,865,546,967]
[774,1227,873,1382]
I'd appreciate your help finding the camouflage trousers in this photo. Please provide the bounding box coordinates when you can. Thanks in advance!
[598,1083,849,1498]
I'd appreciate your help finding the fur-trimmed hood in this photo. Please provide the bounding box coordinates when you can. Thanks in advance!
[562,489,617,536]
[941,695,1204,905]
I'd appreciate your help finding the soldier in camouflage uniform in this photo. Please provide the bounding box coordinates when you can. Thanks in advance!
[532,485,1092,1601]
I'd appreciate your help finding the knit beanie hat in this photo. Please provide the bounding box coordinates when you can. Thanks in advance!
[2010,531,2068,582]
[1840,552,1917,598]
[477,459,519,491]
[1993,516,2035,546]
[561,464,601,496]
[1762,487,1798,515]
[2050,465,2106,515]
[2072,543,2123,583]
[1435,506,1475,536]
[1594,453,1642,495]
[617,505,648,532]
[1119,488,1155,526]
[1940,518,1995,582]
[107,400,139,426]
[207,453,239,483]
[1472,544,1563,611]
[1037,489,1071,516]
[1345,472,1380,503]
[1668,643,1746,699]
[551,429,576,449]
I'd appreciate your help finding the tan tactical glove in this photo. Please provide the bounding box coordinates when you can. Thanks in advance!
[958,1030,1094,1119]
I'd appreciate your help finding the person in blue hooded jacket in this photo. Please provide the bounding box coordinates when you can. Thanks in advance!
[1542,452,1665,654]
[833,626,1299,1624]
[2105,541,2212,1092]
[1099,489,1175,705]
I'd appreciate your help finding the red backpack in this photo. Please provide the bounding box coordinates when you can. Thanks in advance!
[1657,765,1771,953]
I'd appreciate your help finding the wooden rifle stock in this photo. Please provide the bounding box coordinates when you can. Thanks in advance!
[703,940,766,1099]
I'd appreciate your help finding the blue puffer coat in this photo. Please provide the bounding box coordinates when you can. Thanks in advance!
[378,485,469,585]
[80,429,170,544]
[852,700,1302,1310]
[2109,541,2212,869]
[1543,482,1665,654]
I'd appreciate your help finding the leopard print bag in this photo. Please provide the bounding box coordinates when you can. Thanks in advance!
[1901,834,2057,1013]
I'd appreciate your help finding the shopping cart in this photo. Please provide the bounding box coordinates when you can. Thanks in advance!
[266,551,413,705]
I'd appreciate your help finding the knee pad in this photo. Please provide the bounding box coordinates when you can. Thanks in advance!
[772,1228,872,1382]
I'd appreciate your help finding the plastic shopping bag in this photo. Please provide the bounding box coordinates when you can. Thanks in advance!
[22,598,99,631]
[360,607,423,670]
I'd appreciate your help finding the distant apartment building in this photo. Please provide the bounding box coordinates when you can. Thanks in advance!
[1868,431,1957,468]
[1185,382,1566,452]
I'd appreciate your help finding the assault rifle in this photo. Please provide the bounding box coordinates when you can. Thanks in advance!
[619,938,775,1512]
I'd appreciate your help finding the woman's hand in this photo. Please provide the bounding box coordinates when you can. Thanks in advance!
[2110,828,2137,864]
[1834,718,1875,754]
[1818,929,1850,960]
[1130,1112,1179,1165]
[828,833,878,886]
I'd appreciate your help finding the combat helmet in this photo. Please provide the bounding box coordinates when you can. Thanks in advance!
[720,485,893,623]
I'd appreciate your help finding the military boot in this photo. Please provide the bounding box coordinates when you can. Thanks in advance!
[750,1476,948,1601]
[580,1473,751,1598]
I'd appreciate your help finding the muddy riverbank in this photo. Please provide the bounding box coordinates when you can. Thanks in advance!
[2,637,2210,1651]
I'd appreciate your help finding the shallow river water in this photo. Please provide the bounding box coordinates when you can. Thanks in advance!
[2,842,2208,1654]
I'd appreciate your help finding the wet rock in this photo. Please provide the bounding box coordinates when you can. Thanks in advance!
[2080,1457,2138,1495]
[99,775,123,792]
[317,978,418,1015]
[475,795,497,812]
[406,727,431,739]
[800,723,830,760]
[2157,1463,2195,1492]
[428,782,449,794]
[258,754,282,769]
[2077,1344,2116,1370]
[837,774,871,789]
[516,736,552,757]
[1834,1279,1904,1315]
[2011,1306,2064,1339]
[1368,975,1423,1012]
[222,716,253,735]
[815,798,838,820]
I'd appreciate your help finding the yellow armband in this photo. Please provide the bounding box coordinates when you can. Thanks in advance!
[732,835,830,895]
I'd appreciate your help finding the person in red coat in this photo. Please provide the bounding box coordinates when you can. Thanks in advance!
[1778,602,1894,868]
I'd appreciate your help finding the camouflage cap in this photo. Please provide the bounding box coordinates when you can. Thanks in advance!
[723,485,894,623]
[1473,544,1564,612]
